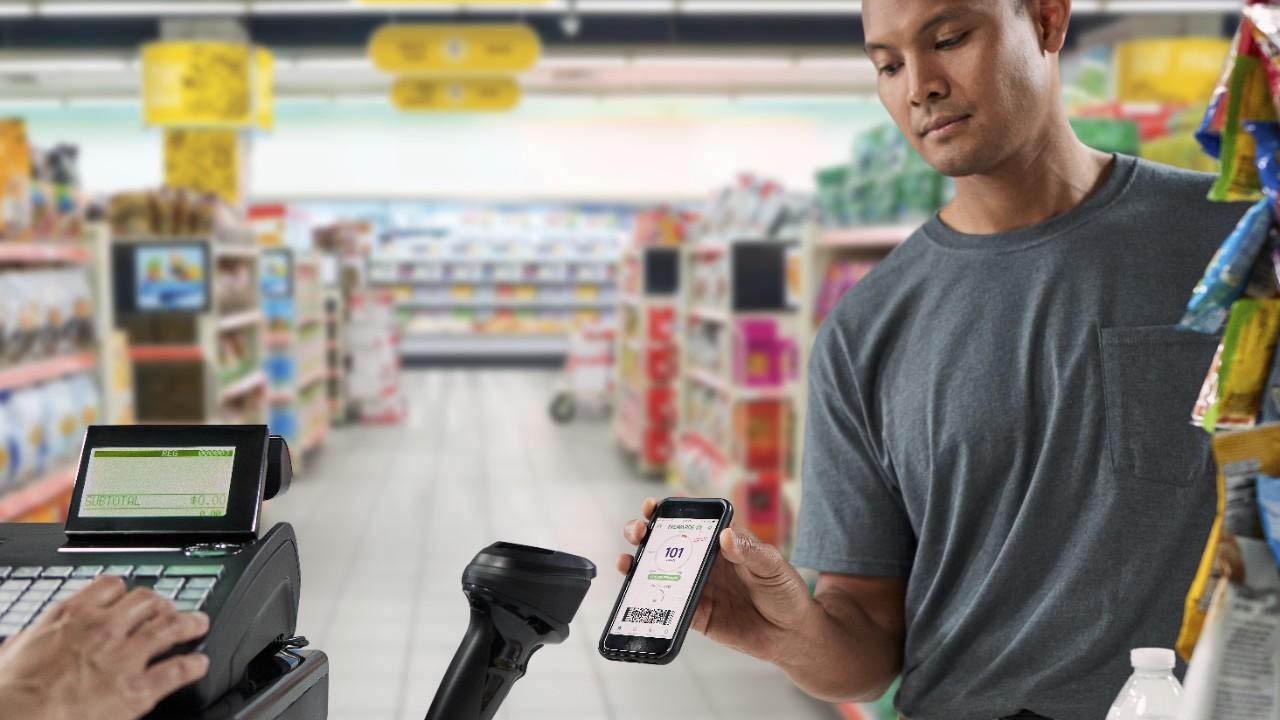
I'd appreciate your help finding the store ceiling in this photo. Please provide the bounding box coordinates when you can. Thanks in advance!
[0,0,1238,101]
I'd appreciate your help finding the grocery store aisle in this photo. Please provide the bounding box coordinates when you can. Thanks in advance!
[262,369,835,720]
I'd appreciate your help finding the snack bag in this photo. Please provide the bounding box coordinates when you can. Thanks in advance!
[1206,19,1277,203]
[1259,474,1280,569]
[1246,120,1280,201]
[1193,341,1226,428]
[1181,198,1275,333]
[1177,423,1280,661]
[1203,298,1280,431]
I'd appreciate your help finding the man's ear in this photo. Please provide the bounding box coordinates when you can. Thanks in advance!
[1031,0,1071,54]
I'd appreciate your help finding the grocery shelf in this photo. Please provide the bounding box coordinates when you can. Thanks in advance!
[0,465,75,522]
[128,344,204,362]
[299,313,325,326]
[373,278,614,287]
[0,242,92,264]
[266,332,292,347]
[686,306,731,324]
[219,370,267,402]
[818,225,915,249]
[397,299,616,310]
[299,367,327,388]
[376,256,616,265]
[401,333,570,357]
[213,244,260,260]
[0,352,97,391]
[218,309,264,332]
[686,366,731,395]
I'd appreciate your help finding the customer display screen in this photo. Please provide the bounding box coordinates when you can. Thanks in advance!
[611,517,720,639]
[78,447,236,518]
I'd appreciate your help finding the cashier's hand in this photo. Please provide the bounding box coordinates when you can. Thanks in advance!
[0,575,211,720]
[617,497,813,664]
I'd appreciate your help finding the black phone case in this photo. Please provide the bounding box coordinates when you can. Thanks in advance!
[598,497,734,664]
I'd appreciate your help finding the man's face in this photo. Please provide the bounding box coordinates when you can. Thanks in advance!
[862,0,1058,178]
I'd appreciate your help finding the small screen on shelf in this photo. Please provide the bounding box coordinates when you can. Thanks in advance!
[134,245,210,311]
[77,447,235,518]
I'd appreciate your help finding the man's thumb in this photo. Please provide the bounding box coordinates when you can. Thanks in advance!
[719,527,783,577]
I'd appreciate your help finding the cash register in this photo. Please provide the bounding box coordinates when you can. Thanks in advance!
[0,424,324,719]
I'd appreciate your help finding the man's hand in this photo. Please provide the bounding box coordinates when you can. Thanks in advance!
[616,497,817,664]
[0,575,211,720]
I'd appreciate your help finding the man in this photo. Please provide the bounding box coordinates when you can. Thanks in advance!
[0,576,210,719]
[618,1,1245,717]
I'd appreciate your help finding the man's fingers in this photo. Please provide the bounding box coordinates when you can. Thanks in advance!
[111,588,175,631]
[125,611,209,662]
[623,519,647,546]
[615,553,633,575]
[37,575,127,625]
[641,497,658,520]
[130,652,210,705]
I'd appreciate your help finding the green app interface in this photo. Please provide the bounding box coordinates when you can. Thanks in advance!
[612,517,720,640]
[79,447,236,518]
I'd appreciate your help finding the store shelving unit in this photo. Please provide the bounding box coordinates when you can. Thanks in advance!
[613,245,681,474]
[261,249,330,466]
[0,223,131,522]
[370,229,622,363]
[323,288,350,423]
[671,236,807,549]
[118,236,267,425]
[799,224,910,720]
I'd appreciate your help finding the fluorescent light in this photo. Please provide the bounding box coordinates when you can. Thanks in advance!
[630,55,795,68]
[65,96,140,107]
[37,1,248,16]
[288,56,371,70]
[0,96,65,107]
[0,3,33,17]
[538,55,630,68]
[680,0,858,13]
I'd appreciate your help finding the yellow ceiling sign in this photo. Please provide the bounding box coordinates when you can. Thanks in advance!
[164,128,242,206]
[369,24,541,74]
[143,41,274,130]
[391,76,521,112]
[255,47,274,131]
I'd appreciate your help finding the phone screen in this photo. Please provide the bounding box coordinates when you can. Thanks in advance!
[609,516,721,639]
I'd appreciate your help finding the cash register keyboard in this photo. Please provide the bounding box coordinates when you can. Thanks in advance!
[0,564,223,641]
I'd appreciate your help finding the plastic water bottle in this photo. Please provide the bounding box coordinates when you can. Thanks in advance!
[1105,648,1183,720]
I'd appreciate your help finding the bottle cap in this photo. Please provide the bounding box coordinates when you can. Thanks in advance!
[1131,648,1176,670]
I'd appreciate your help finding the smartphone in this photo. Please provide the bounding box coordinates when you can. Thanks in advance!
[599,497,734,664]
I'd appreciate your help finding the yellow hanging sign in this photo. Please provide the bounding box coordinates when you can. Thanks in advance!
[369,24,541,74]
[163,128,242,205]
[142,41,274,129]
[255,47,275,131]
[391,76,521,112]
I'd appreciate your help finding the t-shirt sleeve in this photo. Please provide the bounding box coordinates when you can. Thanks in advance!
[791,324,916,578]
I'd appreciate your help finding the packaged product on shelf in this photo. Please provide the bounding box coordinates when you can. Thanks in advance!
[1175,541,1280,720]
[1181,198,1274,334]
[0,395,16,490]
[0,118,32,238]
[1177,424,1280,661]
[9,386,46,480]
[69,373,100,429]
[1259,474,1280,568]
[1193,341,1225,428]
[2,273,41,364]
[65,269,94,351]
[1245,120,1280,201]
[43,379,79,463]
[1197,21,1276,203]
[1201,298,1280,432]
[734,319,798,388]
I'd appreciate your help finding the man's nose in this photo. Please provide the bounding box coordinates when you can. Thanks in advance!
[907,58,949,107]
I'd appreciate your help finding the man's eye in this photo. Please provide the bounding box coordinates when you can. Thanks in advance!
[936,32,968,50]
[878,63,902,77]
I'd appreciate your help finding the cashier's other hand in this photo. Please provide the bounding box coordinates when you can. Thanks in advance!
[0,575,210,720]
[618,497,813,664]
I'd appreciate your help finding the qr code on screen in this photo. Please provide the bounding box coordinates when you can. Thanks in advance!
[622,607,674,625]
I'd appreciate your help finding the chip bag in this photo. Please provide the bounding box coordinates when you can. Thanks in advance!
[1258,474,1280,569]
[1205,19,1276,203]
[1177,423,1280,661]
[1246,120,1280,201]
[1204,298,1280,431]
[1180,198,1275,334]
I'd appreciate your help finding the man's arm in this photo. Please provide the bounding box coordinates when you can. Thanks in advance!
[778,574,906,703]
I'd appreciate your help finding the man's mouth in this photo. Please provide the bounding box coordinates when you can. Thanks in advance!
[921,114,971,138]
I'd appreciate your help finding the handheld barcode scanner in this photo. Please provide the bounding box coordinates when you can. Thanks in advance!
[425,542,596,720]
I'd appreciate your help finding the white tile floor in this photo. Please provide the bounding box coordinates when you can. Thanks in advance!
[262,369,836,720]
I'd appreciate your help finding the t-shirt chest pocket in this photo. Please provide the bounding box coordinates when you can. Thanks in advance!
[1099,325,1219,486]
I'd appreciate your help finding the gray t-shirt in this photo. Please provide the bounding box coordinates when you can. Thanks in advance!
[793,155,1248,719]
